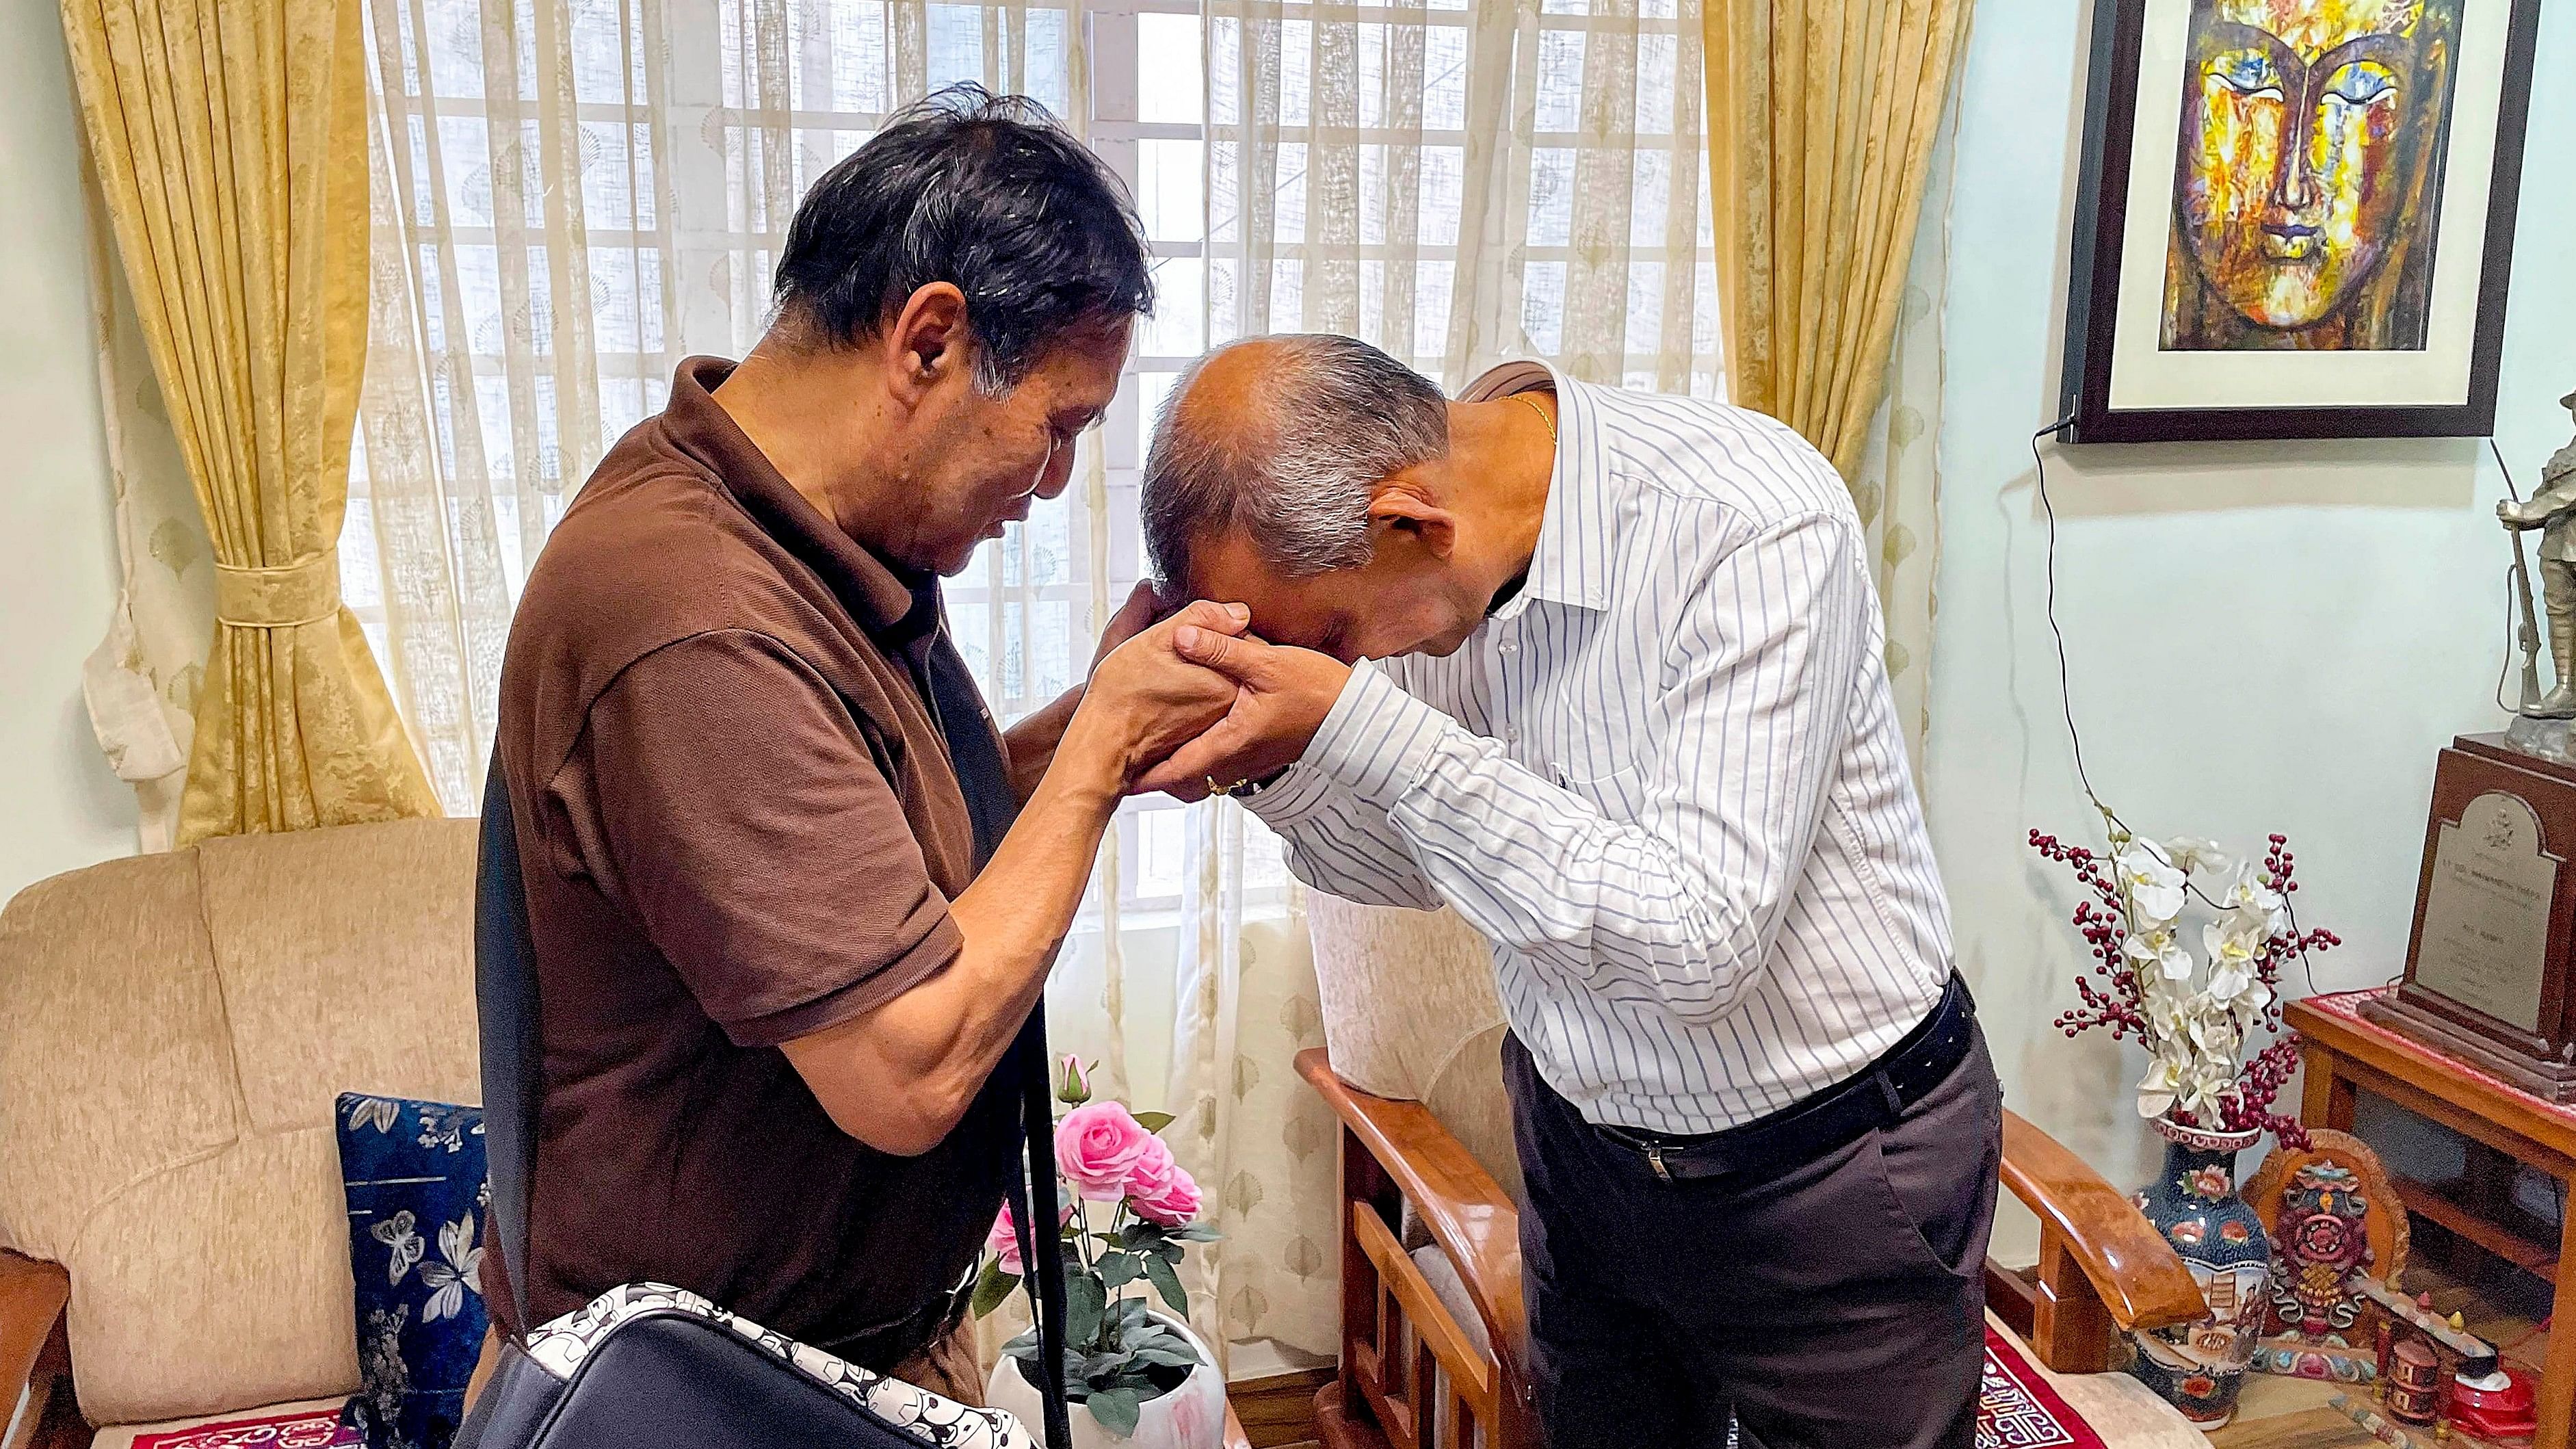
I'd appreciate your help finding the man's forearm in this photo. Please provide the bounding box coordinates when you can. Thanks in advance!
[785,734,1122,1155]
[1003,683,1086,805]
[783,599,1244,1156]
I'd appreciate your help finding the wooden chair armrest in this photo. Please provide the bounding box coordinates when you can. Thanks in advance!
[1999,1110,2202,1334]
[1294,1049,1527,1367]
[0,1251,69,1439]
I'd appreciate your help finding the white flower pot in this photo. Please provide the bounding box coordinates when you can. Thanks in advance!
[988,1308,1226,1449]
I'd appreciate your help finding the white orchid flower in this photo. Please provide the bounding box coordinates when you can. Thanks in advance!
[2137,1057,2182,1119]
[2124,927,2196,983]
[2164,836,2232,876]
[2222,863,2290,937]
[2114,843,2188,924]
[2180,1074,2227,1121]
[2157,938,2196,982]
[2201,922,2261,1001]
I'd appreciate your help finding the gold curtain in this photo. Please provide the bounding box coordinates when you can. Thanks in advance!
[61,0,438,842]
[1706,0,1970,480]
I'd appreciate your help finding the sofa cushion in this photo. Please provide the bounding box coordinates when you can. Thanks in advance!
[1304,896,1520,1199]
[337,1093,489,1449]
[198,831,482,1138]
[0,818,481,1427]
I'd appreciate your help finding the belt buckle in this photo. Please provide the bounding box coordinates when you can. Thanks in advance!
[1645,1140,1673,1182]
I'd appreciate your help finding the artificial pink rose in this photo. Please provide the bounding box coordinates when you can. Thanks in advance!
[1124,1134,1178,1203]
[987,1203,1075,1275]
[987,1205,1027,1275]
[1056,1101,1155,1201]
[1133,1164,1203,1228]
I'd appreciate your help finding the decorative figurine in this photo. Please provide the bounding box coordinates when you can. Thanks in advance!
[2384,1336,2443,1426]
[2244,1129,2406,1385]
[2357,1278,2536,1441]
[2497,389,2576,718]
[2273,1160,2373,1336]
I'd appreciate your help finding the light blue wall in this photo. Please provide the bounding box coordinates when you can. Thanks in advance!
[1925,0,2576,1192]
[0,8,135,902]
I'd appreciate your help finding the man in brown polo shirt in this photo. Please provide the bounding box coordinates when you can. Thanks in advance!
[480,88,1235,1402]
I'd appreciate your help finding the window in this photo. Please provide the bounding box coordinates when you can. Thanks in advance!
[350,0,1712,915]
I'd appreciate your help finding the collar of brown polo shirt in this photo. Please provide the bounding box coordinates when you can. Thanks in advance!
[660,356,946,649]
[657,356,1014,859]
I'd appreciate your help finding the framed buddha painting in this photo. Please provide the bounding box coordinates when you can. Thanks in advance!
[2063,0,2542,442]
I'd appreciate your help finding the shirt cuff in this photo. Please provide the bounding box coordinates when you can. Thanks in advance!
[1303,657,1452,813]
[1240,761,1337,828]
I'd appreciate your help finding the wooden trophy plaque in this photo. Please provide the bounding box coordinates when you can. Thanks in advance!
[2365,734,2576,1101]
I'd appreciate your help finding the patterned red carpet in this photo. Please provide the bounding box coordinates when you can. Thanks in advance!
[1982,1324,2111,1449]
[130,1409,358,1449]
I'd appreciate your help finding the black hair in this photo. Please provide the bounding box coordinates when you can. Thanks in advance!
[772,83,1153,389]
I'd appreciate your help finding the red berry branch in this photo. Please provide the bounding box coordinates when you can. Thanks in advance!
[2027,828,2340,1151]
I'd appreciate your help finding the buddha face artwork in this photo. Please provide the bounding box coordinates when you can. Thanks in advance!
[2161,0,2462,350]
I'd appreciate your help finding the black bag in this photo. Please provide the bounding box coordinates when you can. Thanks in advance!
[456,636,1073,1449]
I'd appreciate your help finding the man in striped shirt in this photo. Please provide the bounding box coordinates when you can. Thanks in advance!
[1137,335,2001,1448]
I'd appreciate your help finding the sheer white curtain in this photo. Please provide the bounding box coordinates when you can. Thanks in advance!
[1142,0,1720,1368]
[1198,0,1716,393]
[345,0,1712,1372]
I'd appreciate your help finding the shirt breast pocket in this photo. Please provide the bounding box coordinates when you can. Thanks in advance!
[1549,757,1646,820]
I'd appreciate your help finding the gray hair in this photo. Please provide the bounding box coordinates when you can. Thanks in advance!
[1142,334,1451,589]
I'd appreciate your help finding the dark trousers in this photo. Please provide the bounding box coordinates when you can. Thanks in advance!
[1503,1022,2002,1449]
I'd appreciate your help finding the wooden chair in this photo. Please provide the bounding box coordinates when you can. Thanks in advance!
[1296,1048,2211,1449]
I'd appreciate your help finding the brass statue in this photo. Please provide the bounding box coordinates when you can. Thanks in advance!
[2499,391,2576,719]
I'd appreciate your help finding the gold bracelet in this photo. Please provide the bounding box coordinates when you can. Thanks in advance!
[1206,776,1251,798]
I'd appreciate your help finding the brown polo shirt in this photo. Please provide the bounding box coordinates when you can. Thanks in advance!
[483,356,1018,1361]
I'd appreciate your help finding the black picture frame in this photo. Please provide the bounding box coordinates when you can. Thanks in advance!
[2061,0,2543,443]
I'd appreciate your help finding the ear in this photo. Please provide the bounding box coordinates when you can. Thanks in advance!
[881,283,972,408]
[1368,486,1458,560]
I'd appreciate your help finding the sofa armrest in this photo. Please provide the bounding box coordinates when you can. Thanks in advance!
[1293,1050,1526,1376]
[0,1251,70,1449]
[1997,1110,2205,1374]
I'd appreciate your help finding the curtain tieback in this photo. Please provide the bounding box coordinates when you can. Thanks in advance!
[215,549,343,628]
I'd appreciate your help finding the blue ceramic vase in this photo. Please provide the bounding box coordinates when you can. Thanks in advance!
[2125,1118,2272,1426]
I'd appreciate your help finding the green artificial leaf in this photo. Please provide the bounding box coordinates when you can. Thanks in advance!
[1131,1110,1175,1133]
[1099,1251,1142,1290]
[1088,1387,1141,1438]
[1066,1272,1107,1348]
[971,1260,1023,1319]
[1133,1346,1199,1369]
[1001,1329,1039,1357]
[1144,1254,1190,1318]
[1172,1223,1222,1242]
[1117,1223,1168,1251]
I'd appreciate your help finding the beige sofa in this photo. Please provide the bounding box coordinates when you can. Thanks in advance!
[0,819,482,1447]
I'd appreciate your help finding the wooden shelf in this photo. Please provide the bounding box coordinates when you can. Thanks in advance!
[2389,1175,2560,1279]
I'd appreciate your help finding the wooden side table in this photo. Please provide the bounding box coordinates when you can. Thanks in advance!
[2287,988,2574,1449]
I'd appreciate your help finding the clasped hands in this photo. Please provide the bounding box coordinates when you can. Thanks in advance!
[1081,582,1351,803]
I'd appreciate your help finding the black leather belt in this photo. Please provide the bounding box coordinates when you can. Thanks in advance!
[1590,973,1977,1183]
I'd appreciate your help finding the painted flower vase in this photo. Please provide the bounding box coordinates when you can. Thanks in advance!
[2124,1117,2272,1426]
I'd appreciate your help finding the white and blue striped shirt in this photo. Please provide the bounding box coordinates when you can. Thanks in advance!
[1250,361,1953,1134]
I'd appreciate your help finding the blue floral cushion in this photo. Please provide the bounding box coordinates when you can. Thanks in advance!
[335,1093,489,1449]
